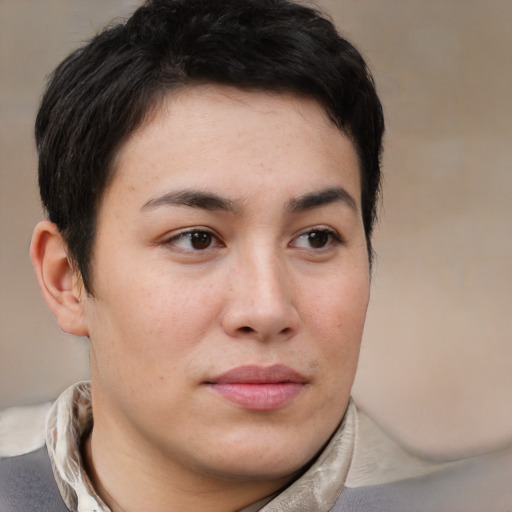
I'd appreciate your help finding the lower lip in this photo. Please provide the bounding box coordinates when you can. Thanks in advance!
[208,382,305,410]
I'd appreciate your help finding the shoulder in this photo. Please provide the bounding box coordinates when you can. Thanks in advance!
[330,407,512,512]
[332,451,512,512]
[0,446,69,512]
[0,401,69,511]
[0,401,50,457]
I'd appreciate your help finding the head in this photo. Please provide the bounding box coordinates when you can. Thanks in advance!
[31,0,384,506]
[35,0,383,294]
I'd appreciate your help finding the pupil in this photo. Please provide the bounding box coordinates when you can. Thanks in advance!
[191,232,212,250]
[309,231,329,248]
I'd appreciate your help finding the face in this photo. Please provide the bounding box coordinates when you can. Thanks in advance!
[82,85,369,487]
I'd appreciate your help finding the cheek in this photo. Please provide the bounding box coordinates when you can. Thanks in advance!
[144,275,225,344]
[304,269,369,335]
[88,268,224,375]
[301,271,369,378]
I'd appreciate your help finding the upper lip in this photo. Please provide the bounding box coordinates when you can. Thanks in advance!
[207,364,307,384]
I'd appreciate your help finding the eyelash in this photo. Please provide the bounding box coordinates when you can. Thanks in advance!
[162,226,343,253]
[289,227,343,251]
[163,228,222,252]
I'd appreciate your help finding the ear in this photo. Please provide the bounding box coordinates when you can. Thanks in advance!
[30,220,89,337]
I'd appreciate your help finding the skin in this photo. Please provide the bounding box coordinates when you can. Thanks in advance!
[31,85,370,512]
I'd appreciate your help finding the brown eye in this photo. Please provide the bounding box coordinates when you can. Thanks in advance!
[291,228,341,250]
[168,230,219,251]
[307,231,330,249]
[189,231,213,249]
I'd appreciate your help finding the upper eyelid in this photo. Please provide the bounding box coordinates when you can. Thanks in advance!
[164,226,219,240]
[288,227,343,251]
[161,228,225,252]
[293,225,342,240]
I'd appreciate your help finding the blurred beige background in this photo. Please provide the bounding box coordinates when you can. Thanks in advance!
[1,0,511,461]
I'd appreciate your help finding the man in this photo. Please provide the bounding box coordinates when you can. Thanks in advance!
[1,1,384,509]
[2,0,510,511]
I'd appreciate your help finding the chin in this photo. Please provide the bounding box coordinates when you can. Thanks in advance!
[202,454,307,484]
[197,429,326,483]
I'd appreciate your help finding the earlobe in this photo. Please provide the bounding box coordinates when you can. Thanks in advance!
[30,220,89,337]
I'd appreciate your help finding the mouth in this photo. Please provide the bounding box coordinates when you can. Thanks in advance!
[206,364,308,411]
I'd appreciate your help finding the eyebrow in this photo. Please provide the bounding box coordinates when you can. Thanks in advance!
[142,185,358,215]
[142,189,239,213]
[287,186,358,214]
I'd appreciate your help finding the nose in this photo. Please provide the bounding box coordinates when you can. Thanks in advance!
[221,250,300,342]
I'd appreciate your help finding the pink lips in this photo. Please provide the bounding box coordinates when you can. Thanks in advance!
[206,364,307,410]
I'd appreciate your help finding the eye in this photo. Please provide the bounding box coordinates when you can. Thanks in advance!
[165,229,221,251]
[291,228,342,250]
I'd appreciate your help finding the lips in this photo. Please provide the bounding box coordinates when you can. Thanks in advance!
[206,364,307,410]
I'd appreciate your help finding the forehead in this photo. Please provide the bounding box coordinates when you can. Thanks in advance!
[105,84,361,212]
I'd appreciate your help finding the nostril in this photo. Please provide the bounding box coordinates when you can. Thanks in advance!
[239,326,254,333]
[280,327,291,336]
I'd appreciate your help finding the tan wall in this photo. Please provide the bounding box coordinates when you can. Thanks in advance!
[1,0,511,460]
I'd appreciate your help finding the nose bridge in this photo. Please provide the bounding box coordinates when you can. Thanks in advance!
[222,242,299,339]
[239,244,290,315]
[251,242,283,293]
